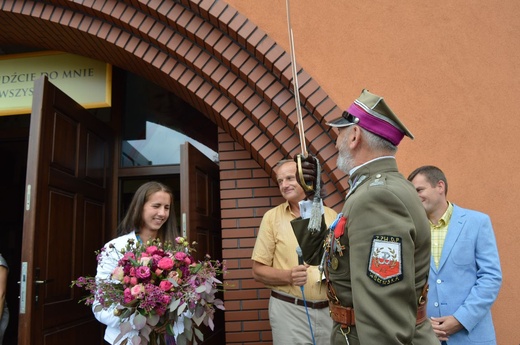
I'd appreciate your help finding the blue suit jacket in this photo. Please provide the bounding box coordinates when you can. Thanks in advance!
[427,204,502,345]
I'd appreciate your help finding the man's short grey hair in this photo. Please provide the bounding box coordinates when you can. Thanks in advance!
[275,159,295,168]
[360,128,397,154]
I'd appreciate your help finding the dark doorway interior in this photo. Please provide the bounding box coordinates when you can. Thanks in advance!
[0,115,29,345]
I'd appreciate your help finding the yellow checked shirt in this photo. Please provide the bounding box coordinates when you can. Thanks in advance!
[251,201,337,301]
[431,202,453,268]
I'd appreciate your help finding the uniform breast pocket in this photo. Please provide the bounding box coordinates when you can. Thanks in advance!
[451,240,475,266]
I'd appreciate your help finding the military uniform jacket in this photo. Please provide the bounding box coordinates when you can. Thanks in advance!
[292,158,438,344]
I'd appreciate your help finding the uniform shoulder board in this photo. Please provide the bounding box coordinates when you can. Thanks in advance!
[369,173,386,187]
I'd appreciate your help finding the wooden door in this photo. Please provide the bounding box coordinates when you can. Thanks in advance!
[180,142,224,344]
[18,76,113,345]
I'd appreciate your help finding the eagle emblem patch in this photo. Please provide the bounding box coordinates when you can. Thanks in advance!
[367,235,403,286]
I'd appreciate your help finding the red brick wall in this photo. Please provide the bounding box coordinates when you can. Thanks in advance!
[219,129,285,344]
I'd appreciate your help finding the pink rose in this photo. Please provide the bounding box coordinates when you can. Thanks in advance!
[152,254,163,263]
[130,277,138,286]
[158,257,174,271]
[123,252,135,261]
[135,266,151,279]
[174,252,187,261]
[111,266,124,281]
[131,284,145,297]
[184,257,191,265]
[159,280,173,291]
[124,288,133,303]
[146,246,158,255]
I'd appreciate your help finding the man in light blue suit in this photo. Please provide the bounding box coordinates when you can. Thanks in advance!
[408,165,502,345]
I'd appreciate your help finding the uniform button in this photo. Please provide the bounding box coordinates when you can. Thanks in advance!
[436,279,442,284]
[434,302,439,307]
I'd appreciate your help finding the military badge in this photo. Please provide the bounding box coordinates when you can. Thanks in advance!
[367,235,403,286]
[331,256,339,270]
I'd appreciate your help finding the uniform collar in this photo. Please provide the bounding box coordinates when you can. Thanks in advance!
[349,156,397,181]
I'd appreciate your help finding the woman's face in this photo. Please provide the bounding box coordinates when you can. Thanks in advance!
[140,190,171,236]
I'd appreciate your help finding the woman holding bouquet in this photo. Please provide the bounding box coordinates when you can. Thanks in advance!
[93,181,179,345]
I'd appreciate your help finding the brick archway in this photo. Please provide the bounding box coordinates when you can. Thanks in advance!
[0,0,348,205]
[1,0,347,343]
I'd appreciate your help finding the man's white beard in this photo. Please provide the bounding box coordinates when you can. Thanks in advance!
[336,136,354,173]
[337,150,354,173]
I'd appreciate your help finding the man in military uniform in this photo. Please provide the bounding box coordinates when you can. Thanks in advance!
[292,89,438,344]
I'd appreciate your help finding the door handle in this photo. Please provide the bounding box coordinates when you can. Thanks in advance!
[33,268,52,304]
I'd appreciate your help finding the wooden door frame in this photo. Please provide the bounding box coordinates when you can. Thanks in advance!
[19,76,113,344]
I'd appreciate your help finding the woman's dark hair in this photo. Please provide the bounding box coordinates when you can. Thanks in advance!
[117,181,179,242]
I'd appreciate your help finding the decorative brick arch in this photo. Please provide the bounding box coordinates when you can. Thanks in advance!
[0,0,348,205]
[1,0,348,342]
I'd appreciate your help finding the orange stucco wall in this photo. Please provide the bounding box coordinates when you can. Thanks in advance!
[225,1,520,343]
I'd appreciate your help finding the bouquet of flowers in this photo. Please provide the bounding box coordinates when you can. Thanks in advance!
[71,236,226,345]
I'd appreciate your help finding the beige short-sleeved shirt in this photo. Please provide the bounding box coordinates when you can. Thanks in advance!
[252,201,337,301]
